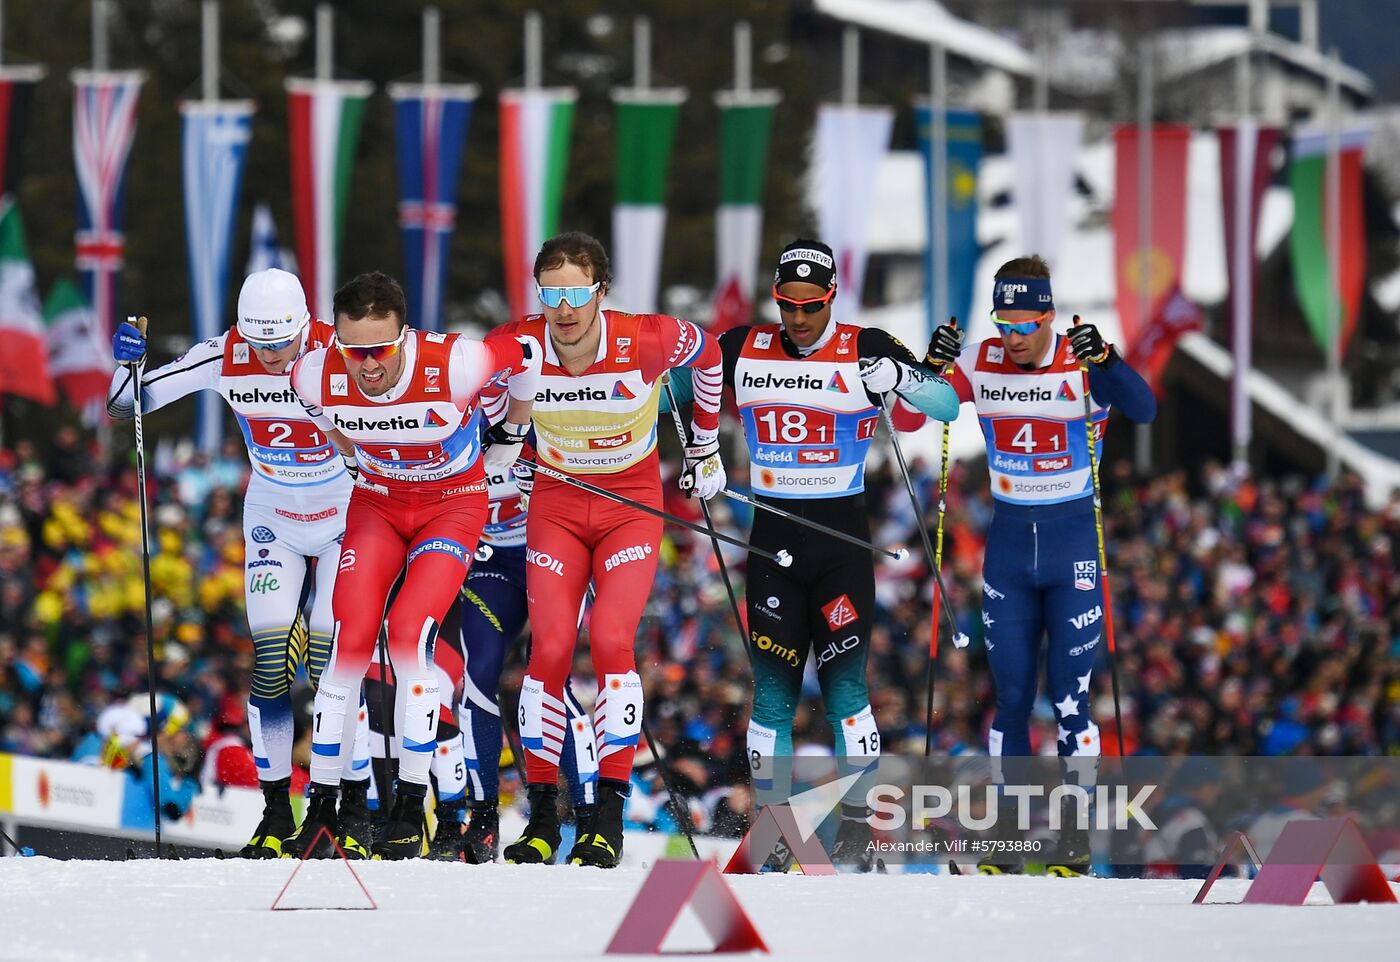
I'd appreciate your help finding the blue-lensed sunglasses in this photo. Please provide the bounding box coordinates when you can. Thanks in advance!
[246,334,300,351]
[537,282,601,309]
[991,310,1052,337]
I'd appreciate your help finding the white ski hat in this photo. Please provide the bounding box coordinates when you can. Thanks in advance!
[237,268,310,345]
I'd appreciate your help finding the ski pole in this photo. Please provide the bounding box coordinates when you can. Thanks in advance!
[716,486,910,562]
[923,317,958,756]
[125,315,165,858]
[1072,315,1127,758]
[530,462,793,567]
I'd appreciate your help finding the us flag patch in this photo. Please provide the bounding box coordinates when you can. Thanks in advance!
[1073,560,1097,591]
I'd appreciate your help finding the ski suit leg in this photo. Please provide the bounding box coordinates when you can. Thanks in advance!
[307,526,370,784]
[521,512,593,785]
[745,552,809,808]
[310,493,403,788]
[242,504,311,784]
[458,548,527,804]
[982,507,1044,772]
[1041,511,1105,773]
[809,558,878,805]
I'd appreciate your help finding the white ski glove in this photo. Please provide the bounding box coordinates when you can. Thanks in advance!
[858,357,903,394]
[483,421,530,470]
[680,431,726,501]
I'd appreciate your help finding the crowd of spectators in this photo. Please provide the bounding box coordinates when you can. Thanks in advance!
[3,420,1399,838]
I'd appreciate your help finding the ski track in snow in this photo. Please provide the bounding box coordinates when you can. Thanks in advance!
[1,859,1397,962]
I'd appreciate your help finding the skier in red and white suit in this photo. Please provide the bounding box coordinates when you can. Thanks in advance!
[285,271,540,859]
[495,231,726,868]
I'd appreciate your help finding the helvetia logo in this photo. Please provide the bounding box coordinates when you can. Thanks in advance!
[228,387,298,405]
[740,372,826,391]
[538,387,608,403]
[424,409,448,428]
[1056,380,1077,402]
[610,380,636,401]
[332,413,421,431]
[980,384,1054,403]
[826,372,849,393]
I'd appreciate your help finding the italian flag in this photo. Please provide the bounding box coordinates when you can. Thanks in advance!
[1289,128,1369,358]
[45,277,114,415]
[286,77,373,322]
[712,92,778,332]
[611,90,686,315]
[0,197,55,405]
[499,88,575,321]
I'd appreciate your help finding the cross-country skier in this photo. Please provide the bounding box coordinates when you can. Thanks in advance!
[894,254,1156,874]
[718,239,960,870]
[494,231,726,868]
[283,271,540,859]
[106,268,373,858]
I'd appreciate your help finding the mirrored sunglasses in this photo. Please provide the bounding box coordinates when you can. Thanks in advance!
[773,286,835,315]
[991,310,1053,337]
[245,334,299,352]
[337,328,406,363]
[537,283,601,309]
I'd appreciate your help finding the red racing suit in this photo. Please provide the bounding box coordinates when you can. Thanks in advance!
[290,328,535,789]
[493,310,721,784]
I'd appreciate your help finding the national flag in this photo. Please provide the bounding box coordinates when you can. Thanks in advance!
[1006,112,1083,271]
[712,92,778,332]
[390,82,477,332]
[286,76,373,322]
[1112,124,1191,350]
[182,99,254,453]
[246,203,296,276]
[499,88,575,321]
[0,198,55,404]
[44,276,114,413]
[612,90,687,315]
[916,105,981,341]
[1125,286,1203,397]
[0,66,43,197]
[1289,128,1370,357]
[73,69,144,339]
[814,104,893,308]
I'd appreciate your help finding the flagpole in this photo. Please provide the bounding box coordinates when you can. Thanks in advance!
[930,42,948,344]
[92,0,108,72]
[1134,37,1153,476]
[1230,27,1254,474]
[316,4,331,81]
[842,26,858,107]
[1325,48,1342,481]
[524,11,541,90]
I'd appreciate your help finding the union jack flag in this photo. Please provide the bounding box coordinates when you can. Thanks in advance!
[73,70,143,339]
[389,82,476,333]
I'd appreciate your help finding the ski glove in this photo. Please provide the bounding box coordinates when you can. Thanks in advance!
[483,421,530,470]
[511,458,536,496]
[113,320,147,365]
[858,357,903,394]
[341,453,360,481]
[926,323,963,368]
[680,432,726,501]
[1069,323,1111,366]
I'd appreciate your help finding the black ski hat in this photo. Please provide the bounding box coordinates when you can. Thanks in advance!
[774,239,837,290]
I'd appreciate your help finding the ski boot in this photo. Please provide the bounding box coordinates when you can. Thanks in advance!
[569,778,628,869]
[830,804,876,872]
[337,778,373,860]
[759,835,795,873]
[462,803,500,864]
[976,800,1026,876]
[282,786,340,859]
[564,802,597,864]
[239,777,294,859]
[1047,796,1092,877]
[371,784,428,860]
[427,803,467,862]
[504,785,561,864]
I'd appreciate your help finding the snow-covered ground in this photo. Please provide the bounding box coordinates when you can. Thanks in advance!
[2,858,1396,962]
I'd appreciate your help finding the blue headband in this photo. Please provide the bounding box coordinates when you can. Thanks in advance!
[991,277,1054,313]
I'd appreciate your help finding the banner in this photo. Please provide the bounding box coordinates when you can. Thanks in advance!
[1112,124,1191,350]
[499,88,575,322]
[1289,128,1369,358]
[44,277,114,419]
[916,105,981,339]
[1125,286,1203,396]
[245,202,295,276]
[611,90,686,315]
[181,100,254,453]
[389,82,477,333]
[712,92,778,333]
[1006,112,1083,270]
[0,66,43,197]
[73,69,144,340]
[814,104,893,308]
[1219,123,1281,459]
[285,77,373,323]
[0,198,54,405]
